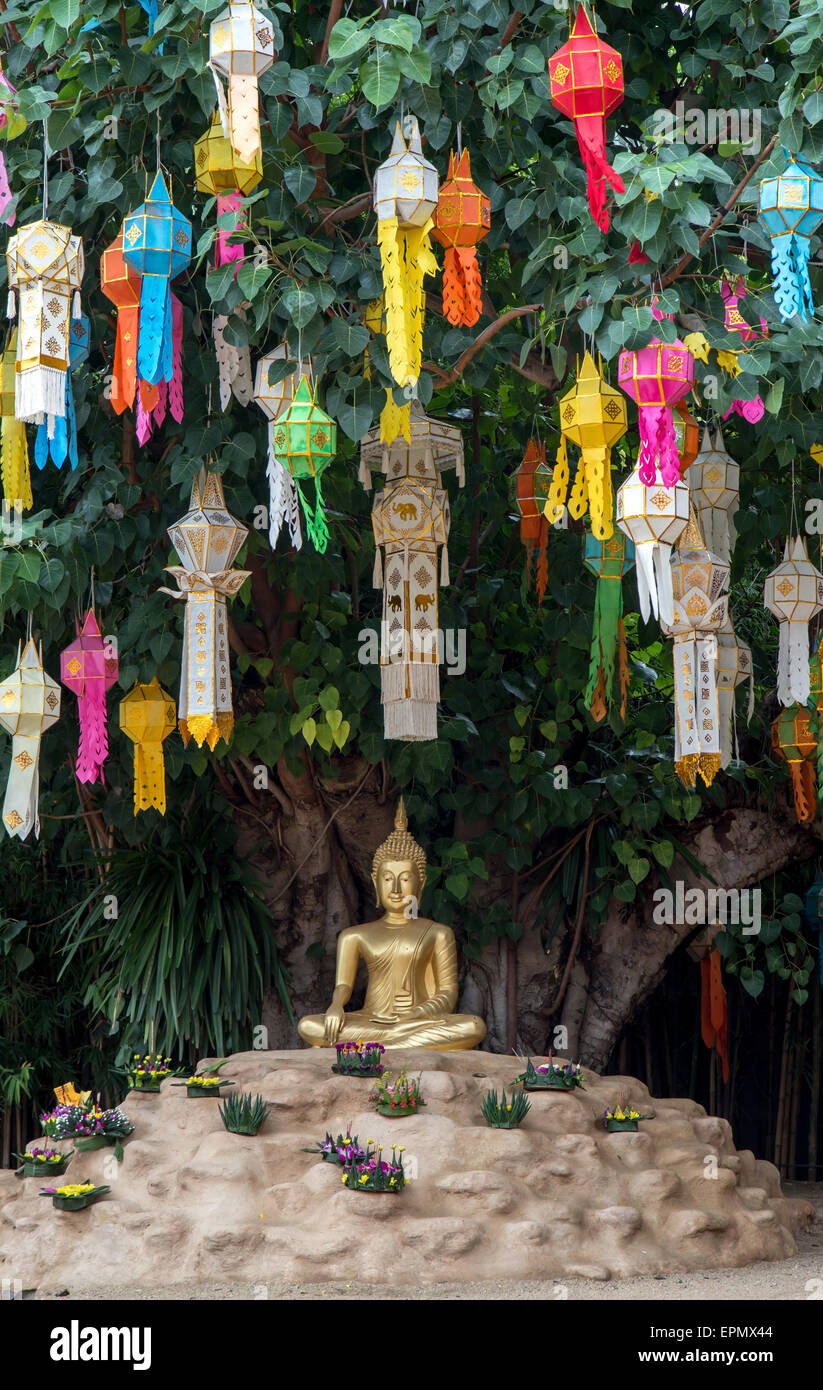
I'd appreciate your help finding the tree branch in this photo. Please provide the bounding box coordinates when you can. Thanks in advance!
[316,192,372,232]
[660,134,778,289]
[496,10,523,53]
[423,303,543,387]
[318,0,343,66]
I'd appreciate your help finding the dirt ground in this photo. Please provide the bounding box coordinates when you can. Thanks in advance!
[21,1181,823,1302]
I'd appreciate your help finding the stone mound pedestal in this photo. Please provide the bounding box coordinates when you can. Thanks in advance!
[0,1050,813,1288]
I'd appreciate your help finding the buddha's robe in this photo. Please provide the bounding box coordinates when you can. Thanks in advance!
[298,917,486,1050]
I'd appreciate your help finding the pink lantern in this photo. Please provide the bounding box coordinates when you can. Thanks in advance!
[618,336,694,487]
[60,610,119,784]
[719,274,766,424]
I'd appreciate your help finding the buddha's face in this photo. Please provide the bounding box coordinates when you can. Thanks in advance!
[373,858,423,915]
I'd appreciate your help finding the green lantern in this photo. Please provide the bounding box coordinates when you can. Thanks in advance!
[582,530,635,723]
[271,375,337,552]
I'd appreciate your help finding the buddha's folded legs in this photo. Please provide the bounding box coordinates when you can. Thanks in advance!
[297,1011,486,1050]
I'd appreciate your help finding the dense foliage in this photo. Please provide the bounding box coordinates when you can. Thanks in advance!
[1,0,823,1105]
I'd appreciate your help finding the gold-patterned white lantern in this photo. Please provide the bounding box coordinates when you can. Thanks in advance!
[716,615,754,769]
[688,425,740,565]
[0,638,61,840]
[6,219,84,430]
[360,404,464,742]
[615,460,689,624]
[373,119,439,226]
[160,468,251,749]
[660,509,729,788]
[253,344,315,552]
[764,536,823,707]
[209,1,276,163]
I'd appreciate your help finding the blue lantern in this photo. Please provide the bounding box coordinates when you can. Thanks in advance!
[33,312,91,471]
[122,171,191,387]
[758,150,823,322]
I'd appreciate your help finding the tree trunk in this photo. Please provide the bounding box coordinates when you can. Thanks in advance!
[576,805,823,1070]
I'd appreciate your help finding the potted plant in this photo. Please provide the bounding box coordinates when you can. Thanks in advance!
[43,1104,134,1161]
[126,1053,176,1092]
[340,1142,406,1194]
[331,1041,385,1077]
[40,1181,111,1212]
[14,1147,71,1179]
[172,1058,236,1098]
[219,1092,269,1135]
[515,1057,585,1092]
[303,1126,366,1165]
[602,1097,646,1133]
[368,1067,424,1116]
[481,1087,530,1129]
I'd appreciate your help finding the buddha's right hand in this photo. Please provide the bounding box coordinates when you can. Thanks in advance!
[323,1004,345,1044]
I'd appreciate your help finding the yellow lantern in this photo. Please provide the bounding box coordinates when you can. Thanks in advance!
[119,677,177,814]
[0,330,32,511]
[546,352,627,540]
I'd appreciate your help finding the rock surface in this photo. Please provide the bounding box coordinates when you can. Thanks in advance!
[0,1050,813,1288]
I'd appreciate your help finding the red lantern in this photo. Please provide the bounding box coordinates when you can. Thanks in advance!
[548,4,625,233]
[515,439,551,603]
[432,148,490,327]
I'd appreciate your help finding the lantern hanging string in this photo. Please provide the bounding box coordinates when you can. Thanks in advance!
[456,121,462,158]
[42,119,48,220]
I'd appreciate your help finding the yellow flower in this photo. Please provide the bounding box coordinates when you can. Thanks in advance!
[56,1182,95,1197]
[506,1105,512,1111]
[359,1174,369,1184]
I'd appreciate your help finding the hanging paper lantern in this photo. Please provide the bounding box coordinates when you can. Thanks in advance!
[195,109,263,269]
[270,376,337,552]
[758,151,823,322]
[374,119,438,389]
[548,4,625,233]
[660,509,729,789]
[772,703,817,823]
[253,345,310,552]
[0,56,17,227]
[515,439,552,603]
[716,616,753,770]
[700,948,729,1084]
[0,331,31,511]
[119,676,177,815]
[160,468,250,750]
[615,460,689,625]
[0,638,61,840]
[718,274,766,422]
[32,311,89,471]
[618,336,694,488]
[673,400,699,477]
[688,426,739,566]
[60,610,118,785]
[6,219,84,430]
[431,148,490,327]
[209,1,276,164]
[547,351,627,541]
[122,171,191,388]
[582,530,635,723]
[100,229,142,416]
[360,405,463,741]
[764,537,823,707]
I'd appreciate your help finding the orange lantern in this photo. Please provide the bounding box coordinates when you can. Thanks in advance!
[100,229,158,417]
[771,703,817,823]
[432,148,490,327]
[674,399,699,477]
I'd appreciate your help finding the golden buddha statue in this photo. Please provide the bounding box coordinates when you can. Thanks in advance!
[298,799,486,1050]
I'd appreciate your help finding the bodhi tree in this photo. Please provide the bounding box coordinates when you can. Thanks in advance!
[0,0,822,1083]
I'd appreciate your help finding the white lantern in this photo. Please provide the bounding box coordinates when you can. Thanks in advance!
[716,615,754,768]
[6,219,84,428]
[615,461,689,624]
[373,119,439,227]
[0,638,61,840]
[660,510,729,788]
[688,425,740,565]
[764,536,823,706]
[253,344,315,552]
[209,2,276,163]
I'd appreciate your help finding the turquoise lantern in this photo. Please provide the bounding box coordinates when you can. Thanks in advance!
[122,171,192,386]
[804,874,823,984]
[758,150,823,321]
[33,312,91,471]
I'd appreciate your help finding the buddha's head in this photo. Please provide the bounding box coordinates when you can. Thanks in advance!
[372,798,426,913]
